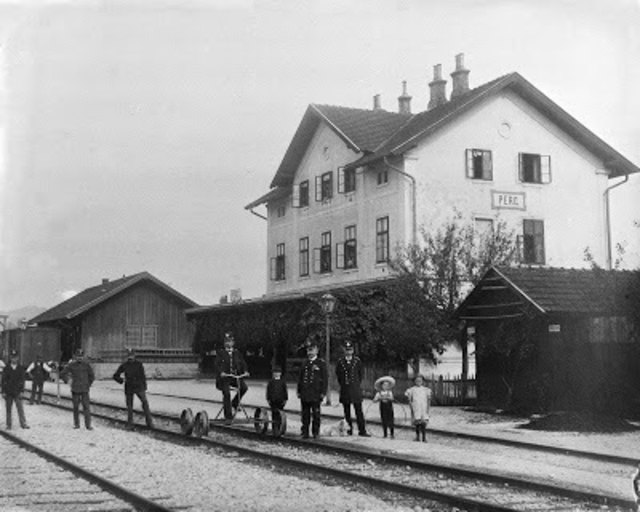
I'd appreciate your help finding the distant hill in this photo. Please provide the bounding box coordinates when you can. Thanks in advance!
[0,306,47,329]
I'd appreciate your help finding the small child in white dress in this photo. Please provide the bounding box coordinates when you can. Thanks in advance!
[404,374,432,442]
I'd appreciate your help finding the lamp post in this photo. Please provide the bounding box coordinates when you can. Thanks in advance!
[320,293,336,406]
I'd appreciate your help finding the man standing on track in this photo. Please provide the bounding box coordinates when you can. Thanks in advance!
[215,332,249,424]
[1,351,30,430]
[61,348,94,430]
[113,348,154,429]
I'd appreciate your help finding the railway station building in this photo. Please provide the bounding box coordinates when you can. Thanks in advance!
[190,54,639,388]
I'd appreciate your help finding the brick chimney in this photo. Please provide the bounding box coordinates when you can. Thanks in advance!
[373,94,382,110]
[450,53,470,99]
[428,64,447,110]
[397,81,412,114]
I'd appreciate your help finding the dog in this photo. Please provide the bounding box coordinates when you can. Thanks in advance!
[321,418,349,437]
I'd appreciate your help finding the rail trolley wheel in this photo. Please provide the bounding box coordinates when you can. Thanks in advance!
[272,410,287,438]
[253,407,269,435]
[180,408,194,436]
[193,410,209,438]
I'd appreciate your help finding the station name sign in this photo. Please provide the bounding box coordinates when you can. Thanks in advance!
[491,191,526,210]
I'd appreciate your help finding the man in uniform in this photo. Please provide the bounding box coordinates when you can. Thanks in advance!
[61,348,95,430]
[335,341,370,436]
[297,339,327,439]
[113,348,154,429]
[1,351,29,430]
[215,332,249,424]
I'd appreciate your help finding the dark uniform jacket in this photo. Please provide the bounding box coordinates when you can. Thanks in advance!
[1,364,27,397]
[297,357,328,403]
[61,360,95,393]
[28,361,50,383]
[335,355,364,404]
[266,378,288,405]
[113,360,147,394]
[214,349,248,389]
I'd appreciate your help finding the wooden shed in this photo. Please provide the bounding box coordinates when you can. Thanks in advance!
[456,266,640,415]
[29,272,199,379]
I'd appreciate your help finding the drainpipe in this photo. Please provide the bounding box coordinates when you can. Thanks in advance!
[248,208,267,221]
[603,172,629,269]
[383,156,417,246]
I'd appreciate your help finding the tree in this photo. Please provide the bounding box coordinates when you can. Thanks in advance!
[389,214,519,387]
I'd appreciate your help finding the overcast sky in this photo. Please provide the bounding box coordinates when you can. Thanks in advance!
[1,0,639,312]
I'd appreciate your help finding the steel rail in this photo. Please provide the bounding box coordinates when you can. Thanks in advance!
[40,395,638,511]
[0,429,173,512]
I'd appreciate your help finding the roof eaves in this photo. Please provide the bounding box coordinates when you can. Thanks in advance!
[244,186,289,210]
[311,104,361,153]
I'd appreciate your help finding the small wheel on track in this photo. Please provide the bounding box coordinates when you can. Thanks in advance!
[193,410,210,438]
[253,407,269,435]
[272,410,287,438]
[180,408,194,436]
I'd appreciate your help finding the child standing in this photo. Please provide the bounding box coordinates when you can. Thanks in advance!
[373,375,396,438]
[405,374,432,442]
[266,366,288,431]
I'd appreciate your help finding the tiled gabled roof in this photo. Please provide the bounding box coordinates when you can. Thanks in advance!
[458,266,640,318]
[29,272,198,324]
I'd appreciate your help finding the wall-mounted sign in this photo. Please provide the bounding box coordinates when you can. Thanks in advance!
[548,324,561,333]
[491,191,526,210]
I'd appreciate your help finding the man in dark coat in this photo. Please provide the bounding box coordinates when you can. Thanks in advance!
[335,341,370,436]
[215,332,249,423]
[1,351,29,430]
[61,348,95,430]
[113,348,154,429]
[27,355,52,405]
[297,339,327,439]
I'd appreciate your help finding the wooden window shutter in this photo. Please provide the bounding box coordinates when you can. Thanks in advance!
[335,242,345,269]
[270,257,276,281]
[483,151,493,179]
[337,168,345,193]
[541,155,551,184]
[292,184,300,207]
[315,176,322,202]
[465,149,474,178]
[312,248,321,273]
[518,153,524,182]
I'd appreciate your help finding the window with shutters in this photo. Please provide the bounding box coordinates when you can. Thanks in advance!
[338,168,356,194]
[318,231,332,273]
[465,149,493,180]
[270,243,286,281]
[299,237,309,276]
[519,153,551,184]
[315,172,333,202]
[292,180,309,208]
[376,216,389,263]
[518,219,545,264]
[344,225,357,269]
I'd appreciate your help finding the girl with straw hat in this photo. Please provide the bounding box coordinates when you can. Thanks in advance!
[373,375,396,439]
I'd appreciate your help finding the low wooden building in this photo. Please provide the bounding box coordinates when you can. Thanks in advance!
[30,272,199,379]
[457,266,640,415]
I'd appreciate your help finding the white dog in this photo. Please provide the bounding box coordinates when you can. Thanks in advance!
[321,419,349,437]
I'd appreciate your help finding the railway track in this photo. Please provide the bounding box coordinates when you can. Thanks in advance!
[39,394,638,511]
[0,430,171,512]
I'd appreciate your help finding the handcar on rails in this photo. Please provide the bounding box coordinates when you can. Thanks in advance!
[180,375,287,438]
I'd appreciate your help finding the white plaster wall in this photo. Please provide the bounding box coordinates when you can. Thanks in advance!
[266,123,409,295]
[407,90,609,268]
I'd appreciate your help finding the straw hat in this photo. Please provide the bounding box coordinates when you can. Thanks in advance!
[374,375,396,391]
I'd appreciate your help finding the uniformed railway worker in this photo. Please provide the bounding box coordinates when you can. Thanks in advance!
[113,348,154,429]
[215,332,249,424]
[61,348,95,430]
[1,351,30,430]
[335,341,370,437]
[27,355,51,405]
[297,339,327,439]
